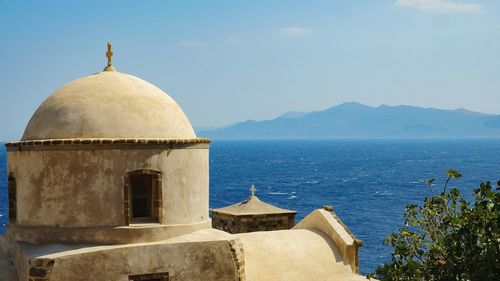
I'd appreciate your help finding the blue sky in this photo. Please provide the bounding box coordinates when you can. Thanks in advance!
[1,0,499,140]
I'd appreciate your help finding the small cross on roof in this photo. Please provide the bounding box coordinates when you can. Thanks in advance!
[250,185,257,197]
[106,42,113,67]
[103,42,116,72]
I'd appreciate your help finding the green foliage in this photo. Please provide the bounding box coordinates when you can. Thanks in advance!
[368,170,500,281]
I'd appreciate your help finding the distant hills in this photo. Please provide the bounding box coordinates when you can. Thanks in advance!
[196,102,500,139]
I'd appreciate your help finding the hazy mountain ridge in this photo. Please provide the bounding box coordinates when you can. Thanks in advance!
[197,102,500,139]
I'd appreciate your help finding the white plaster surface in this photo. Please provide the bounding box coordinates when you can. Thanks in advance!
[294,209,361,273]
[236,229,366,281]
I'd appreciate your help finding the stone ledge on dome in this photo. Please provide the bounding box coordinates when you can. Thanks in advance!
[5,138,211,151]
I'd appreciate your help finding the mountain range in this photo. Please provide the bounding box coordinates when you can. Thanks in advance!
[196,102,500,139]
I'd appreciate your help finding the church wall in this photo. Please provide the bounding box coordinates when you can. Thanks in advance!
[6,146,208,229]
[212,212,296,234]
[45,240,238,281]
[162,148,209,224]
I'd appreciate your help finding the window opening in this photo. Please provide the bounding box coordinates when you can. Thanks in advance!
[8,173,16,223]
[125,170,162,225]
[128,272,169,281]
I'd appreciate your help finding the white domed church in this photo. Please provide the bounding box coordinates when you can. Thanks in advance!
[0,44,367,281]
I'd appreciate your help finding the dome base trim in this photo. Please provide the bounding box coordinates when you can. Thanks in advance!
[5,138,210,152]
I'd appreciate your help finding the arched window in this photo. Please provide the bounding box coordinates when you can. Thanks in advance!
[8,173,16,223]
[124,170,162,225]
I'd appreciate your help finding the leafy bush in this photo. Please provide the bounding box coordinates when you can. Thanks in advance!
[368,170,500,281]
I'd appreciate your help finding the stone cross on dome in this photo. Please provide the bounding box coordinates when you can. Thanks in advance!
[250,185,257,197]
[104,42,116,72]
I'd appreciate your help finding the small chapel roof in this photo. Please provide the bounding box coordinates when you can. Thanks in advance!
[211,185,297,216]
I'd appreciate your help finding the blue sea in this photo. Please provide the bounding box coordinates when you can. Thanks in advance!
[1,139,499,274]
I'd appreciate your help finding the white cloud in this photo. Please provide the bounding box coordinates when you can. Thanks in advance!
[179,40,205,48]
[226,36,240,44]
[279,27,311,36]
[396,0,483,13]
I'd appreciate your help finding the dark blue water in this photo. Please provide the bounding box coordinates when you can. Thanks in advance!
[1,140,499,274]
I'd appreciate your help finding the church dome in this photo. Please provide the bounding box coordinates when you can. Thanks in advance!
[22,71,196,140]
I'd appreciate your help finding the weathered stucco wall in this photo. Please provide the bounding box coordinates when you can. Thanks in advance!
[13,229,240,281]
[46,240,237,281]
[7,145,208,229]
[1,207,369,281]
[0,236,18,281]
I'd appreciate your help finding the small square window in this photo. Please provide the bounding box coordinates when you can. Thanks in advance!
[128,272,168,281]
